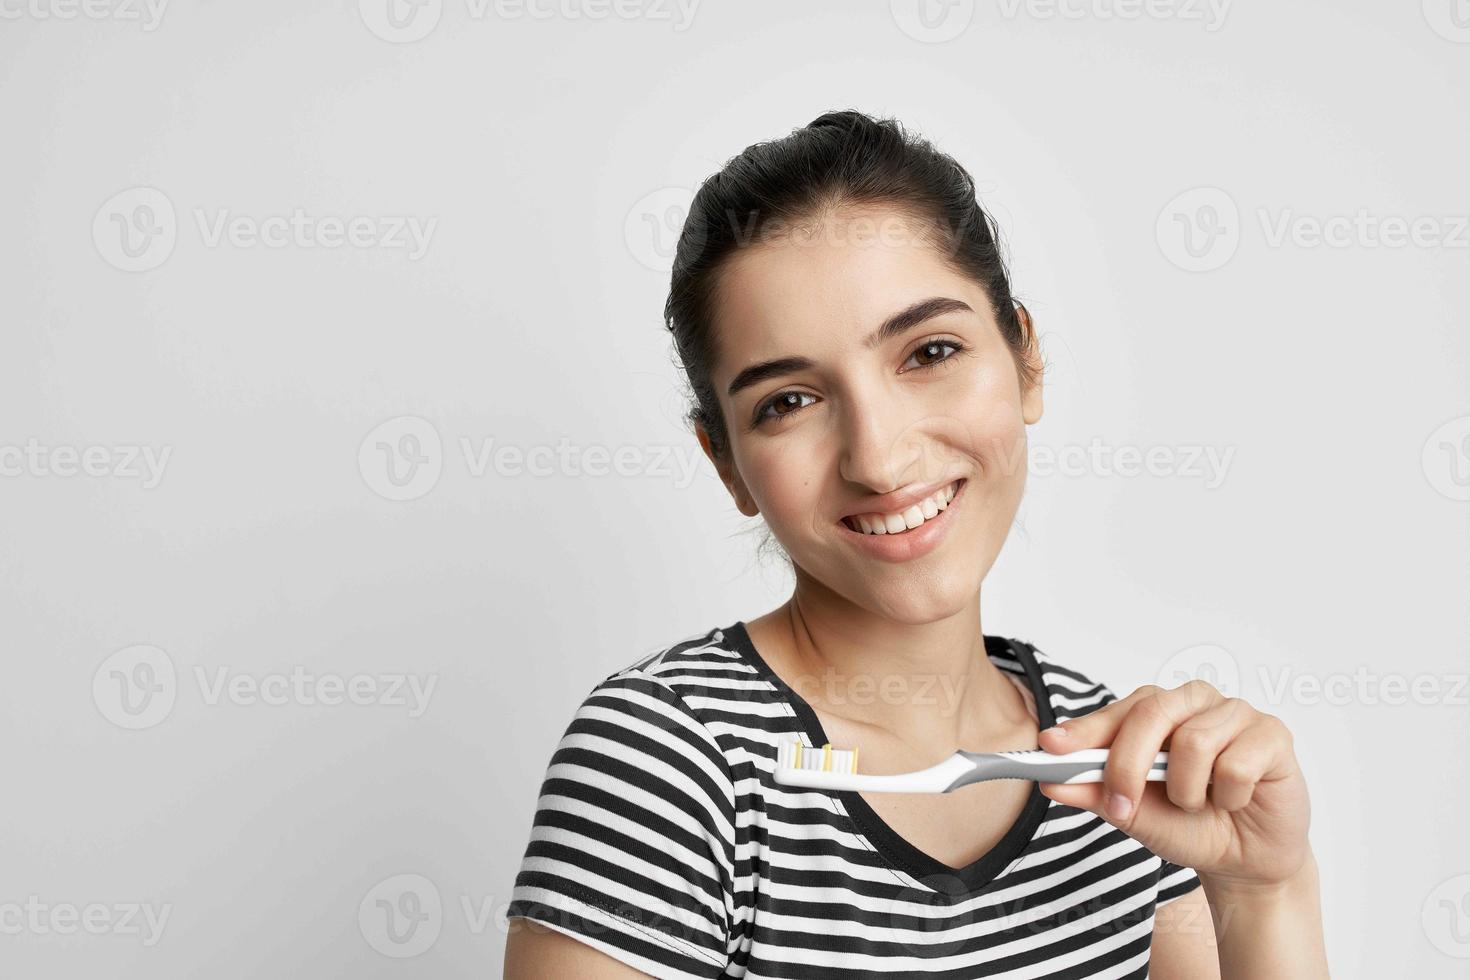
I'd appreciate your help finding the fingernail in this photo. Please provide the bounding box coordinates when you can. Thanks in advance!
[1042,725,1068,739]
[1106,791,1133,821]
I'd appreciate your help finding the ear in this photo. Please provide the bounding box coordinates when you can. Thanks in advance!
[1016,304,1044,426]
[697,423,760,518]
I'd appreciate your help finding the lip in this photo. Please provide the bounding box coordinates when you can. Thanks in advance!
[836,477,967,563]
[838,475,962,522]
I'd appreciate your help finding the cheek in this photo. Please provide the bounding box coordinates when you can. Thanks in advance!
[741,442,823,520]
[958,375,1027,460]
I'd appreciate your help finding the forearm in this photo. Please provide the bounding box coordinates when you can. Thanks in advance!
[1202,851,1328,979]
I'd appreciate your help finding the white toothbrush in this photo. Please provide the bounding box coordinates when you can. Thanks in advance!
[773,739,1185,793]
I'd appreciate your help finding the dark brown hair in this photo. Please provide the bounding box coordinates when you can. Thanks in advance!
[663,108,1040,463]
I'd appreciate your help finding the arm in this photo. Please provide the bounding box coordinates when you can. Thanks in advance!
[1149,886,1221,980]
[502,670,735,979]
[1202,851,1328,979]
[1038,680,1329,979]
[505,916,654,978]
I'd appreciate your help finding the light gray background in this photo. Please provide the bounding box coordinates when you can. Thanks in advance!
[3,1,1468,976]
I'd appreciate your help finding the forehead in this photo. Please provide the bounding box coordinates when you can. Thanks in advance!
[709,208,984,377]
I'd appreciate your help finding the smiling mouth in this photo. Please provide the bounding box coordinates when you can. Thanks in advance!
[840,478,966,535]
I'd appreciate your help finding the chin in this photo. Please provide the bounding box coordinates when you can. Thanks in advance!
[829,562,982,626]
[875,580,977,625]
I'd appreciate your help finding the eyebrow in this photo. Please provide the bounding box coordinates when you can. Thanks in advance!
[724,296,975,399]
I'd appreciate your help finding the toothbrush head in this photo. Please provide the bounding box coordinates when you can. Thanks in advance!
[775,739,859,779]
[771,739,977,793]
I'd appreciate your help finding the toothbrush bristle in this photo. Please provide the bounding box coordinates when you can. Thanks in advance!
[777,740,858,775]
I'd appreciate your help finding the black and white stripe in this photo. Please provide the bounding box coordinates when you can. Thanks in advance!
[507,622,1201,978]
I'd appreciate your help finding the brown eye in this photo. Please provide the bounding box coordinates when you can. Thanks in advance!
[903,339,963,371]
[755,391,816,427]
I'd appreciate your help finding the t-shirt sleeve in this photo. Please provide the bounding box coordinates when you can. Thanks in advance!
[1156,858,1204,907]
[505,669,735,979]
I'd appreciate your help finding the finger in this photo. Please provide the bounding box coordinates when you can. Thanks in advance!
[1037,684,1160,753]
[1163,697,1254,812]
[1041,777,1195,853]
[1208,714,1294,812]
[1103,680,1225,828]
[1036,779,1104,813]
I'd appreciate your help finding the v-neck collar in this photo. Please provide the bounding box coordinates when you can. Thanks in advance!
[726,619,1057,896]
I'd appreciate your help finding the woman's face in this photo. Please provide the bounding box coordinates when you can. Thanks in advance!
[700,206,1043,625]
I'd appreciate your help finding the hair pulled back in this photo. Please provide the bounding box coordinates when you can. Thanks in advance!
[663,108,1039,463]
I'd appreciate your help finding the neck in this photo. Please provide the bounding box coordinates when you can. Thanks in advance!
[757,587,1030,750]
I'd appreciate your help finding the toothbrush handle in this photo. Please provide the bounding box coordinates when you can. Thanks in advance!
[1000,748,1176,785]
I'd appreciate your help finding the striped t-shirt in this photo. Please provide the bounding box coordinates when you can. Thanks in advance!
[506,622,1202,978]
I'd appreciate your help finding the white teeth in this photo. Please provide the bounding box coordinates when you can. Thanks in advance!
[846,480,962,536]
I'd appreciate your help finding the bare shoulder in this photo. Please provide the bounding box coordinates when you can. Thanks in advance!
[503,916,654,978]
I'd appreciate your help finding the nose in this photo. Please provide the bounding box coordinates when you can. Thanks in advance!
[837,388,924,494]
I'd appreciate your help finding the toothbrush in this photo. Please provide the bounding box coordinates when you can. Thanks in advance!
[773,739,1187,793]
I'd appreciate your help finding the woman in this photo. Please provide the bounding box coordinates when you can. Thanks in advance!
[503,109,1327,978]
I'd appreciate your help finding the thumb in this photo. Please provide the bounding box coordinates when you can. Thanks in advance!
[1037,780,1106,813]
[1039,779,1183,855]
